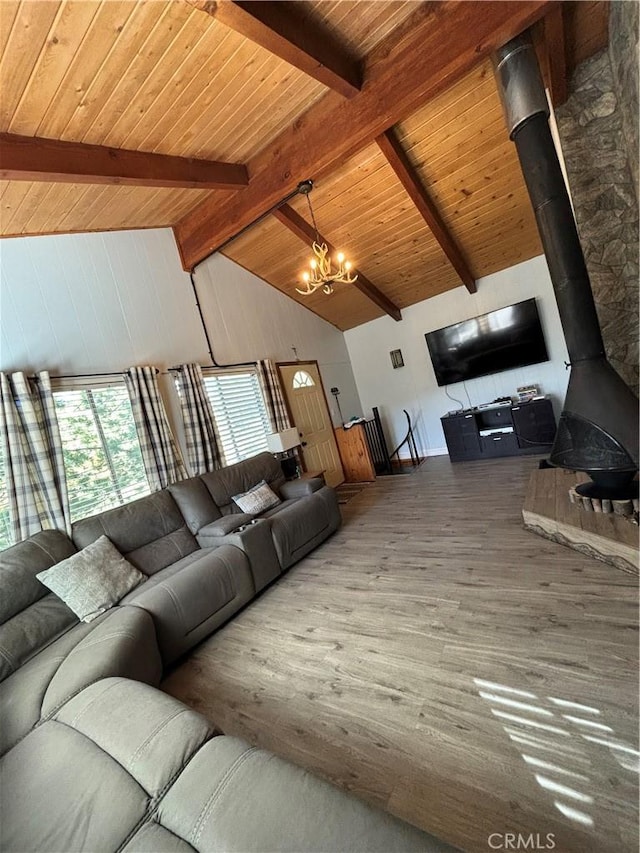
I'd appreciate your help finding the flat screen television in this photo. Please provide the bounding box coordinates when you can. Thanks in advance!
[425,298,549,387]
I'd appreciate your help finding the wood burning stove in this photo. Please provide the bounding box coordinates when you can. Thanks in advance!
[493,34,638,500]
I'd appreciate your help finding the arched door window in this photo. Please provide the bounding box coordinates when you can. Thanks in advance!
[292,370,315,389]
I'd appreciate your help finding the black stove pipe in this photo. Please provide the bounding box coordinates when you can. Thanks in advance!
[493,35,638,484]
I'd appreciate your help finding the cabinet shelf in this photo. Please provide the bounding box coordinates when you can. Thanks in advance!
[441,399,556,462]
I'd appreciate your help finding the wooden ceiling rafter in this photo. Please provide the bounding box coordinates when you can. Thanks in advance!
[0,1,609,329]
[185,0,362,98]
[375,128,477,295]
[272,203,402,322]
[540,4,568,106]
[0,133,248,190]
[174,0,553,271]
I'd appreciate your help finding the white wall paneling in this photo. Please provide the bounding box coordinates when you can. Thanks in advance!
[0,229,209,373]
[344,255,570,459]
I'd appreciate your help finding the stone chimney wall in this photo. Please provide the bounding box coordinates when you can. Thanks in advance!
[555,0,639,396]
[610,0,639,201]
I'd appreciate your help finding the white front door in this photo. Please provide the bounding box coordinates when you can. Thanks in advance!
[278,362,345,488]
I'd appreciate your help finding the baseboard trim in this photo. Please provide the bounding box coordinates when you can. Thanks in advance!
[394,447,448,462]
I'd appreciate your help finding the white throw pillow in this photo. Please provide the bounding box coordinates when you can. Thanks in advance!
[36,535,145,622]
[233,479,281,516]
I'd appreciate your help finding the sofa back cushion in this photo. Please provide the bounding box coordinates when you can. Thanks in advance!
[201,453,285,516]
[72,491,199,576]
[168,478,221,534]
[0,530,79,681]
[0,530,77,624]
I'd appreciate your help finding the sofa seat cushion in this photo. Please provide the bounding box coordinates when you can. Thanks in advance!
[0,678,213,853]
[136,736,452,853]
[122,545,254,664]
[0,605,162,756]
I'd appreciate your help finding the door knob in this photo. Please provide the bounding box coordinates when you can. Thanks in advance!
[301,441,308,447]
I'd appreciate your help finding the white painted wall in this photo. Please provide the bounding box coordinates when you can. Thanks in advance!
[344,255,570,457]
[0,229,205,373]
[0,228,362,444]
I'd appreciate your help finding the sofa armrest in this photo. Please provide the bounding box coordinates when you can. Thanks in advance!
[280,478,324,499]
[199,515,253,537]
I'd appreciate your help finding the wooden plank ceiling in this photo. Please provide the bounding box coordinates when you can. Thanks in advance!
[0,0,609,331]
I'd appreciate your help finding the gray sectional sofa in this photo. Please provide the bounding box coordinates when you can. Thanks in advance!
[0,452,453,852]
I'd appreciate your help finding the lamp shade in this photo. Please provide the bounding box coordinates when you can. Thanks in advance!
[266,427,300,453]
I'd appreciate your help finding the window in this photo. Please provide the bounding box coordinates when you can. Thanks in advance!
[54,384,149,522]
[202,370,272,466]
[292,370,315,389]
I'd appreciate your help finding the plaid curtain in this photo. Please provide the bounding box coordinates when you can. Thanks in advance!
[0,371,71,542]
[123,366,186,490]
[257,359,291,432]
[174,363,222,475]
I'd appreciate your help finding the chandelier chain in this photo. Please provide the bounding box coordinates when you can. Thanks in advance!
[305,194,321,244]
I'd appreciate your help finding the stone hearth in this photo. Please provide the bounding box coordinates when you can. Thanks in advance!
[522,467,639,575]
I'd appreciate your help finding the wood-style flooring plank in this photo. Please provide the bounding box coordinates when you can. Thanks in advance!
[163,456,638,853]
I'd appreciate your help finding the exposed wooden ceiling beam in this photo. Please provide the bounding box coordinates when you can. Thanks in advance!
[542,5,568,106]
[175,1,552,270]
[375,129,477,295]
[0,133,248,190]
[185,0,361,99]
[273,204,402,322]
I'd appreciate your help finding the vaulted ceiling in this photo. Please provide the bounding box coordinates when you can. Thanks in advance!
[0,0,608,330]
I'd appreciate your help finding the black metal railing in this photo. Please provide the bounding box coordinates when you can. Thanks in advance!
[363,407,392,475]
[363,407,421,476]
[389,409,421,469]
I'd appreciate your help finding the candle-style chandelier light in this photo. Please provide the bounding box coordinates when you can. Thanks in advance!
[295,181,358,296]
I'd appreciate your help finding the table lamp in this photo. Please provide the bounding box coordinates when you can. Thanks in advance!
[266,427,301,478]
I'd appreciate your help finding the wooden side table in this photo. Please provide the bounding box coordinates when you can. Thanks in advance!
[334,424,376,482]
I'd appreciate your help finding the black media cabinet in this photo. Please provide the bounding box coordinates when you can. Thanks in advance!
[441,399,556,462]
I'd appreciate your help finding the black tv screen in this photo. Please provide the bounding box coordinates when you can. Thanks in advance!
[425,298,549,387]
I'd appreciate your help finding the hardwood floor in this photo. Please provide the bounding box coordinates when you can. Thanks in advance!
[162,456,639,853]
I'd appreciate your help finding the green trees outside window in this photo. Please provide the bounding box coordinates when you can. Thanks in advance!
[54,386,149,522]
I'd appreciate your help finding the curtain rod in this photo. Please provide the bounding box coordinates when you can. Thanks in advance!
[33,368,159,380]
[167,362,257,373]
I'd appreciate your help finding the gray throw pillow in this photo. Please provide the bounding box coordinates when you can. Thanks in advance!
[233,479,281,515]
[36,535,145,622]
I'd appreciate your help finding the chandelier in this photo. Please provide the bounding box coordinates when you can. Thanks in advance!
[296,182,358,296]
